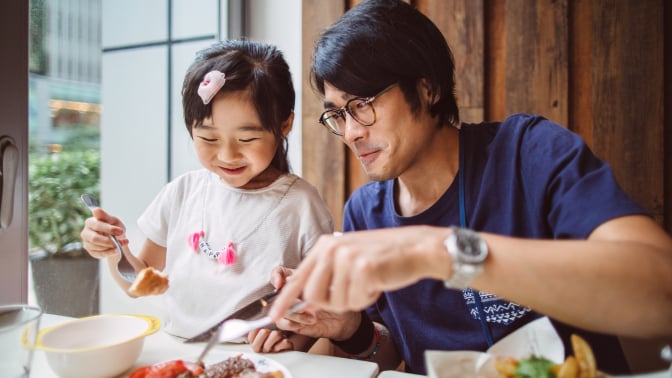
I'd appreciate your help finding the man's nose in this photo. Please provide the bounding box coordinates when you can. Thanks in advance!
[342,114,366,142]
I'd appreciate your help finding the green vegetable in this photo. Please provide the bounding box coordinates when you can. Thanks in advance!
[514,356,556,378]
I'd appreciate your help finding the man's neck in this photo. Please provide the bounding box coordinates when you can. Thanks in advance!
[395,126,460,216]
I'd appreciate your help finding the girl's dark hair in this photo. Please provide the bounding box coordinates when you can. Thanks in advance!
[183,40,295,173]
[311,0,459,127]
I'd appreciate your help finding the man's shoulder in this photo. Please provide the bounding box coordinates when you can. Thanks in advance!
[500,113,572,138]
[463,113,559,133]
[463,113,578,151]
[346,180,391,208]
[351,179,391,197]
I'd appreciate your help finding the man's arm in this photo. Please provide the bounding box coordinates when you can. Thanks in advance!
[473,215,672,337]
[272,215,672,338]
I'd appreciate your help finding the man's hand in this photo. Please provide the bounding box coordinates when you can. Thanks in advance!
[269,227,451,321]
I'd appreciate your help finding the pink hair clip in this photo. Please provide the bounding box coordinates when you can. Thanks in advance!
[197,70,226,105]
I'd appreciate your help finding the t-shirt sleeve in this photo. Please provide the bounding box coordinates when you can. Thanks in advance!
[292,179,334,258]
[516,116,648,238]
[342,197,358,232]
[342,183,382,232]
[137,183,175,247]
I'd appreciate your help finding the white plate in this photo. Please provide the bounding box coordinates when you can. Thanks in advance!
[196,350,292,378]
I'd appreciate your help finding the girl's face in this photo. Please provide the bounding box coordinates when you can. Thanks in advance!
[192,89,284,189]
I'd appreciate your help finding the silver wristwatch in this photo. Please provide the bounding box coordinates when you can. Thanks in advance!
[443,227,488,289]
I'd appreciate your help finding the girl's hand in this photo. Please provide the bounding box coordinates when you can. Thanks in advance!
[268,264,362,341]
[248,328,317,353]
[269,265,295,290]
[275,305,361,342]
[247,328,293,353]
[80,207,128,259]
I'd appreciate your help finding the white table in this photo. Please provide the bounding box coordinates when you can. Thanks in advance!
[30,314,379,378]
[377,371,425,378]
[34,315,669,378]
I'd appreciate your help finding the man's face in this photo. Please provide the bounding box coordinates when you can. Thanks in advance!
[322,81,436,181]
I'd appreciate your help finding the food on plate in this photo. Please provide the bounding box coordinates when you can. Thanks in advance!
[128,359,203,378]
[129,354,284,378]
[570,334,596,378]
[204,355,283,378]
[494,334,598,378]
[495,355,556,378]
[128,267,169,296]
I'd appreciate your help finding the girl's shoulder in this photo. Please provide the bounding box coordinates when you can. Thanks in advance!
[277,173,328,203]
[282,173,317,192]
[167,168,212,187]
[156,169,211,201]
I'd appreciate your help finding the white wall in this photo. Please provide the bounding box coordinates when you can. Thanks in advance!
[99,0,302,317]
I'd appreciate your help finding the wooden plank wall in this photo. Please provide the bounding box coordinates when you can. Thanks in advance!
[666,0,672,237]
[301,0,347,226]
[302,0,670,237]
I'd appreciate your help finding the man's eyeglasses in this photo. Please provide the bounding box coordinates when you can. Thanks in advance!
[318,84,396,136]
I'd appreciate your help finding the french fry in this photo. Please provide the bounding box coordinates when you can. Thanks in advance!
[571,334,597,378]
[494,357,518,377]
[556,356,580,378]
[495,334,598,378]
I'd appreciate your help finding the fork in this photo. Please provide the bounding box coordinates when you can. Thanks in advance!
[80,194,136,283]
[195,301,308,366]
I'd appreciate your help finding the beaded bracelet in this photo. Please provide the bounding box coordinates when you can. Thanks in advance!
[351,327,381,360]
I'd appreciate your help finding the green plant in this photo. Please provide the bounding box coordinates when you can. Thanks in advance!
[29,149,100,257]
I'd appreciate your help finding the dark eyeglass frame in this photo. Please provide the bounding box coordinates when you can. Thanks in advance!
[318,84,396,136]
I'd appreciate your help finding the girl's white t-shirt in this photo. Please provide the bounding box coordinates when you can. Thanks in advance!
[137,169,333,338]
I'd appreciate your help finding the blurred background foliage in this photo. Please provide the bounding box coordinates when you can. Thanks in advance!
[29,148,100,257]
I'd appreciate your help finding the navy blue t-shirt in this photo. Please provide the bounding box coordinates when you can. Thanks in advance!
[342,114,647,374]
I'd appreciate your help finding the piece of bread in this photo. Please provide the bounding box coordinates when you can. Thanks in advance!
[128,267,169,297]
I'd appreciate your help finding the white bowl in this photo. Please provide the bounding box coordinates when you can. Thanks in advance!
[36,314,160,378]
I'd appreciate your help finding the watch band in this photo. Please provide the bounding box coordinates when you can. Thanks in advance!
[443,227,487,289]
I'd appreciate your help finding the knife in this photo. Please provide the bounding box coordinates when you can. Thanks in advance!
[185,290,280,343]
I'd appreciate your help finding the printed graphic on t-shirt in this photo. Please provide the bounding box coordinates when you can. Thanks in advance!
[463,288,530,325]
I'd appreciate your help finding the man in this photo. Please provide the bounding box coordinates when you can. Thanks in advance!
[267,0,672,374]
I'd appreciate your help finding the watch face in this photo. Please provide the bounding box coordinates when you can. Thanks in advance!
[456,230,487,262]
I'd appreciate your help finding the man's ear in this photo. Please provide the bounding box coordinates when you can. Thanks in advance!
[281,112,294,137]
[419,78,440,106]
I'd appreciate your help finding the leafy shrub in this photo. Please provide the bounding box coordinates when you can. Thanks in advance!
[29,149,100,257]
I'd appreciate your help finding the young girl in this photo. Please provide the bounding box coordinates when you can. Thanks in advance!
[80,40,333,351]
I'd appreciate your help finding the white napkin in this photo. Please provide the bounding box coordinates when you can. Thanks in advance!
[425,317,564,378]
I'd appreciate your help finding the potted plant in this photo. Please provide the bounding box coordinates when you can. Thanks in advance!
[28,148,100,317]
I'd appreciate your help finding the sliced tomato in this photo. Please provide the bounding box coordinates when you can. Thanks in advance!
[128,359,204,378]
